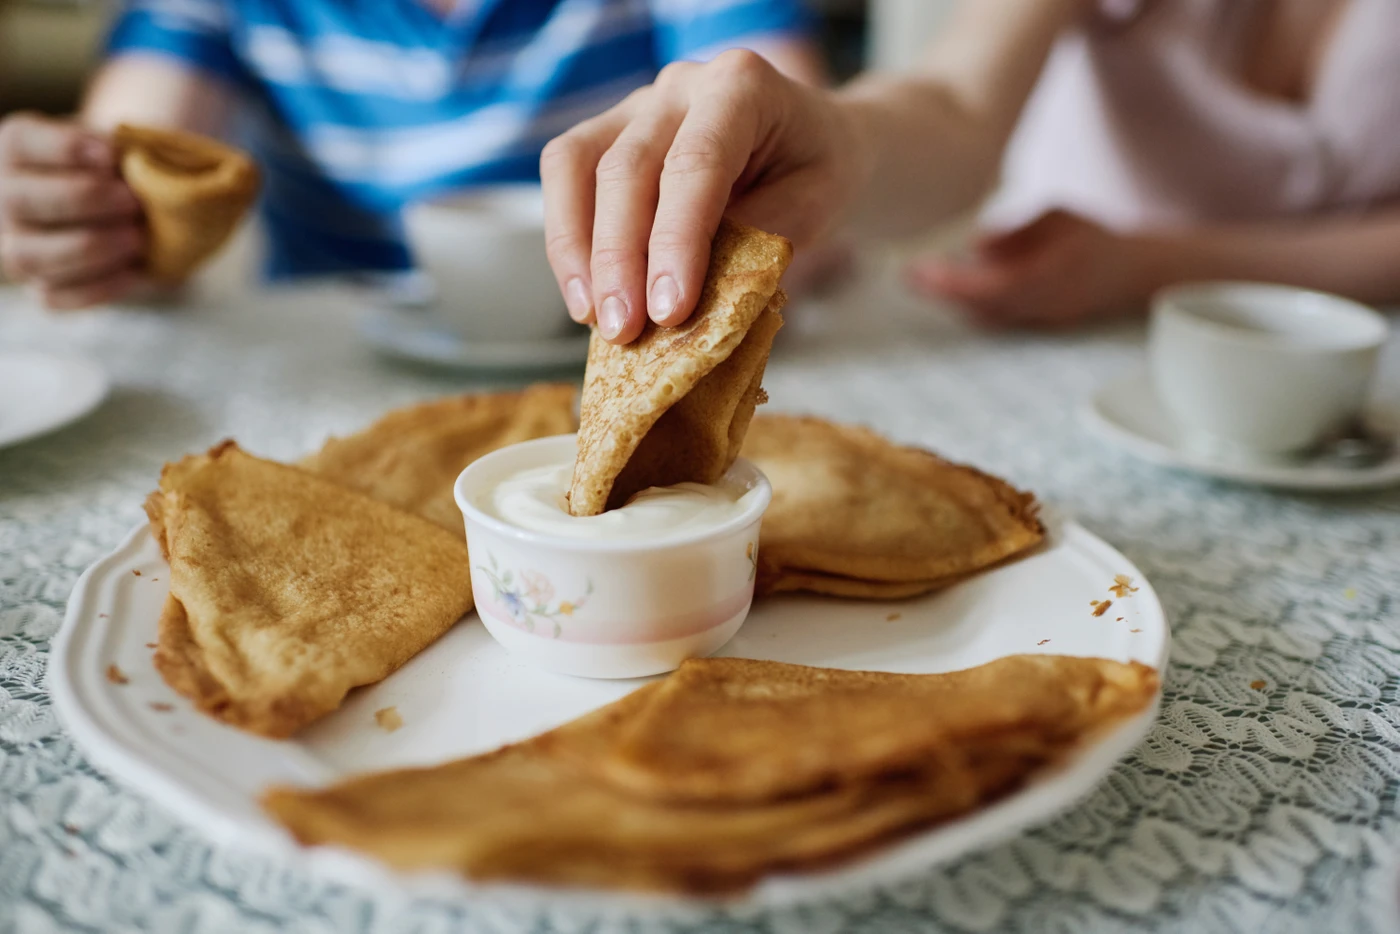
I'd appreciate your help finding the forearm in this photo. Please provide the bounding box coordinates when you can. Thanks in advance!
[835,0,1083,236]
[81,55,234,138]
[1135,211,1400,306]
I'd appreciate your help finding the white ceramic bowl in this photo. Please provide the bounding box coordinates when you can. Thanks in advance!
[1149,281,1389,461]
[454,435,773,679]
[403,185,571,342]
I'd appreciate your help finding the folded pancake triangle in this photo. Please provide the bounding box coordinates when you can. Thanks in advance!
[114,124,260,282]
[263,654,1158,893]
[145,441,474,738]
[568,218,792,516]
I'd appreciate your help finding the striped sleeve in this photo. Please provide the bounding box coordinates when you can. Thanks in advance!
[649,0,816,64]
[105,0,246,86]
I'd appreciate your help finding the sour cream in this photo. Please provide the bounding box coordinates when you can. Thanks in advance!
[480,461,761,541]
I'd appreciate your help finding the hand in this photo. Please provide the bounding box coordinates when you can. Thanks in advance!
[539,50,868,344]
[904,211,1153,329]
[0,112,146,309]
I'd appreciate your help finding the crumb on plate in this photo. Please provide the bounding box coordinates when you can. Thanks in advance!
[886,612,902,622]
[1091,599,1112,617]
[105,664,128,685]
[1110,575,1138,598]
[375,706,404,732]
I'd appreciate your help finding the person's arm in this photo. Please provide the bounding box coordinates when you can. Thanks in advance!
[1139,211,1400,307]
[905,208,1400,329]
[541,0,1085,343]
[83,54,234,136]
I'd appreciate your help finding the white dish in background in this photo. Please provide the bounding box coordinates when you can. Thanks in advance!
[1148,282,1388,460]
[405,185,570,343]
[359,302,590,372]
[51,514,1167,922]
[1083,371,1400,491]
[0,348,109,450]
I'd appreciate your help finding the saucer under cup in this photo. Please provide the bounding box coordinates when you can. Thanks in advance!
[454,435,772,679]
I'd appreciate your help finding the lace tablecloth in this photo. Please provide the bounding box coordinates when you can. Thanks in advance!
[3,267,1399,934]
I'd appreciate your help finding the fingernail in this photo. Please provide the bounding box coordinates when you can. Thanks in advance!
[565,277,591,322]
[649,275,679,321]
[598,295,626,340]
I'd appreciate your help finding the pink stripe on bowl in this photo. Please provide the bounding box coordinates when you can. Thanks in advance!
[476,586,754,645]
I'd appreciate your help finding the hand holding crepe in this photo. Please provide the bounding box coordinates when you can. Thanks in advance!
[263,655,1158,893]
[300,385,578,534]
[568,219,792,516]
[145,442,473,738]
[741,415,1044,598]
[114,124,259,282]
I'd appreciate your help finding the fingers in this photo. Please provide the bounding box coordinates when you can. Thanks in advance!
[37,268,141,311]
[1,222,145,284]
[589,98,689,344]
[645,53,771,328]
[0,112,113,171]
[0,171,140,226]
[541,106,631,326]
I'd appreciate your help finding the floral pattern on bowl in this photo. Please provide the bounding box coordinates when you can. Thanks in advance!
[474,552,592,639]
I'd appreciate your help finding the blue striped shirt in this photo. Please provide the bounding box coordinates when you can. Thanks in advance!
[106,0,812,280]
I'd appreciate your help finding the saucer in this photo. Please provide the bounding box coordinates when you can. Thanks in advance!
[1081,372,1400,491]
[0,348,109,450]
[358,303,590,372]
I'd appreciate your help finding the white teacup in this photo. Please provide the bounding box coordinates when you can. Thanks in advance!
[403,185,572,343]
[1148,282,1389,461]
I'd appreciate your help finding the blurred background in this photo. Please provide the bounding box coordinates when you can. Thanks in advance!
[0,0,954,117]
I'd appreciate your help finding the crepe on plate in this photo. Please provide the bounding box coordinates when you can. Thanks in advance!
[114,124,260,282]
[146,442,473,738]
[741,415,1044,599]
[568,218,792,516]
[263,654,1157,893]
[300,385,578,534]
[564,655,1160,804]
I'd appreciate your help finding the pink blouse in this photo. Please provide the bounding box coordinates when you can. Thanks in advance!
[982,0,1400,232]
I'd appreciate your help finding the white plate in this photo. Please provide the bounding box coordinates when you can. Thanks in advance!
[51,517,1168,922]
[358,304,590,372]
[1082,371,1400,491]
[0,348,109,450]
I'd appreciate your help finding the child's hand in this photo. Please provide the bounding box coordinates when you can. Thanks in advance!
[0,112,146,309]
[904,210,1151,329]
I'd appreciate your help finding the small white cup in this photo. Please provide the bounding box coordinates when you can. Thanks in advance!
[1149,282,1389,461]
[403,185,572,343]
[454,435,772,679]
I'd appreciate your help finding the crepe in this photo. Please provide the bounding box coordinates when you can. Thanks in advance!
[567,656,1160,804]
[568,219,792,516]
[146,441,473,738]
[299,385,578,534]
[264,653,1156,892]
[264,685,1014,894]
[114,124,260,282]
[756,563,958,600]
[741,415,1044,589]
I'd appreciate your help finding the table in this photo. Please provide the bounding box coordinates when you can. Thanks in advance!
[3,262,1399,934]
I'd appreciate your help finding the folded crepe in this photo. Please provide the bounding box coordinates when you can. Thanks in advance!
[567,219,792,516]
[741,415,1044,598]
[559,655,1160,804]
[263,654,1157,893]
[299,385,578,534]
[146,442,473,738]
[114,124,260,282]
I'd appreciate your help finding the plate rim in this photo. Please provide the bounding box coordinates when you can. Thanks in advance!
[0,348,110,450]
[51,519,1170,919]
[1081,371,1400,492]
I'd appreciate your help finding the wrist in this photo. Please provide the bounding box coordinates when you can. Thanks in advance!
[827,92,879,235]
